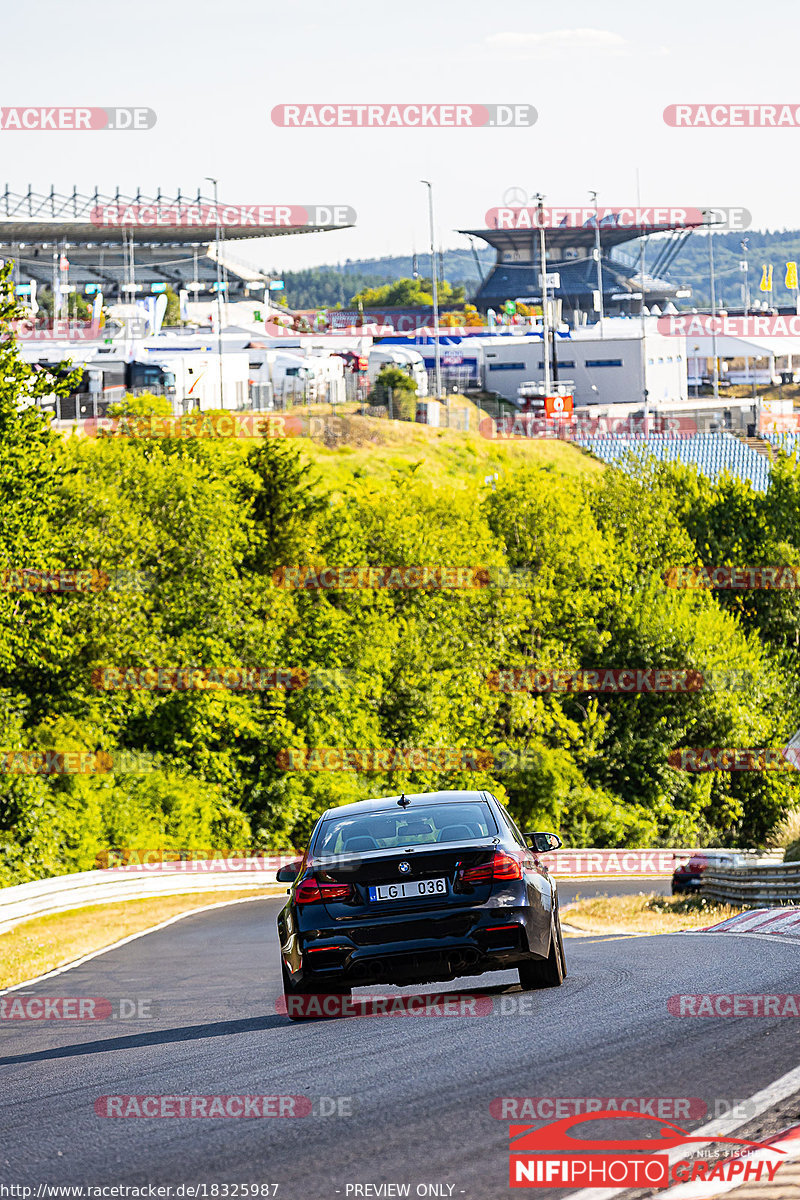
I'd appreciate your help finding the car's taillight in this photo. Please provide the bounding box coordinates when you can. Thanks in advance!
[492,851,525,880]
[295,878,353,904]
[459,860,495,884]
[459,850,524,885]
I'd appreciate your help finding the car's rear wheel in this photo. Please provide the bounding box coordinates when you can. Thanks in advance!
[281,960,352,1021]
[518,917,565,990]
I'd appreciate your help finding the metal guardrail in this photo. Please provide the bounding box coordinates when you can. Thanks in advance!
[0,857,295,936]
[1,848,787,935]
[702,861,799,908]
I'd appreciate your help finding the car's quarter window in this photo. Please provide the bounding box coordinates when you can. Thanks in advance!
[494,802,528,847]
[314,802,499,857]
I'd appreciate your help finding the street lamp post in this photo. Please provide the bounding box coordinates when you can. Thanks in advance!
[535,194,551,394]
[205,176,225,409]
[589,190,604,338]
[421,180,443,407]
[704,210,720,402]
[740,238,751,393]
[740,237,750,315]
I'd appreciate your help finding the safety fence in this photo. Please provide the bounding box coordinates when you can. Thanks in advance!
[701,861,800,908]
[2,847,786,936]
[0,847,753,936]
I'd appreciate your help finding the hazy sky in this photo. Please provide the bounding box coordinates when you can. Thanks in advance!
[3,0,797,271]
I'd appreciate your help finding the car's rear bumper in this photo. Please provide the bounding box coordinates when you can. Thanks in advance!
[286,908,545,987]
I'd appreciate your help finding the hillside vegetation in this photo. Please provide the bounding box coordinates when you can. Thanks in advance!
[1,270,800,884]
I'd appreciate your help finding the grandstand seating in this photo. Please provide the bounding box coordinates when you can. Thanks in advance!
[764,433,800,461]
[572,433,772,491]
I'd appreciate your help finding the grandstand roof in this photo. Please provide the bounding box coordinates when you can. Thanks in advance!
[459,223,700,254]
[0,188,354,245]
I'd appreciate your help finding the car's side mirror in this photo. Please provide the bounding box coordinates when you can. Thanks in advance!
[525,832,563,853]
[276,861,302,883]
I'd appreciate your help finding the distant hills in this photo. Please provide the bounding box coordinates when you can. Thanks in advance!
[270,231,800,311]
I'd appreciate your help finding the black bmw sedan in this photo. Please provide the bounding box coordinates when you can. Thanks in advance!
[275,789,566,1017]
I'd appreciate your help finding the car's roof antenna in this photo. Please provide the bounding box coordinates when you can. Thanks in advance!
[398,793,411,807]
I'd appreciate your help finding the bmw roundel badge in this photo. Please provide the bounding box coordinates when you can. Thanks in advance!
[398,861,411,874]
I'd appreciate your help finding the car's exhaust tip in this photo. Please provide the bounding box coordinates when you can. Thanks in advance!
[449,947,481,974]
[352,957,387,980]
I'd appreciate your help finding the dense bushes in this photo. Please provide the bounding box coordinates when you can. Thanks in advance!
[1,275,799,881]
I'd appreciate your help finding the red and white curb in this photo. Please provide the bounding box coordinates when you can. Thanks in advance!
[654,1121,800,1198]
[702,908,800,936]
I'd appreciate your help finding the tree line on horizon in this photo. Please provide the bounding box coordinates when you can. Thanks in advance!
[273,230,800,313]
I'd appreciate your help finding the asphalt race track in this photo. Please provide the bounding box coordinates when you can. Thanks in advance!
[2,894,800,1199]
[557,877,671,904]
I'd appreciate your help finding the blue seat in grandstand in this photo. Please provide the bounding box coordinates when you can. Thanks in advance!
[574,433,771,492]
[766,433,800,462]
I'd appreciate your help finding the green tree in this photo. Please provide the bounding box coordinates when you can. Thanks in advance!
[351,277,465,307]
[163,286,182,327]
[367,366,418,420]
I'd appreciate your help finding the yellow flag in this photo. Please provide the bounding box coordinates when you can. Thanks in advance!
[760,264,774,292]
[787,262,798,290]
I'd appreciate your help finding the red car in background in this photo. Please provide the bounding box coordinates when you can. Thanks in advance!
[671,850,746,894]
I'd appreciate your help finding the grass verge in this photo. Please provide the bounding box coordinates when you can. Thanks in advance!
[0,887,281,990]
[561,891,745,936]
[297,408,600,493]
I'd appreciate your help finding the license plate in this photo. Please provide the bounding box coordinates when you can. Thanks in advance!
[368,878,447,902]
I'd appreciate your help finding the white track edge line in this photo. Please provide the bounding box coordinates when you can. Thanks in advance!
[0,893,280,996]
[562,1062,800,1200]
[652,1123,800,1200]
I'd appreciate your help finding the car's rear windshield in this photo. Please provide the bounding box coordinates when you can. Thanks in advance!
[314,802,498,857]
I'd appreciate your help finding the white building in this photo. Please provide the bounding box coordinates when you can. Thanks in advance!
[686,333,800,388]
[478,318,688,408]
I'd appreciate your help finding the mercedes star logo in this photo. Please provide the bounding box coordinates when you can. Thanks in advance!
[398,861,411,874]
[502,186,529,207]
